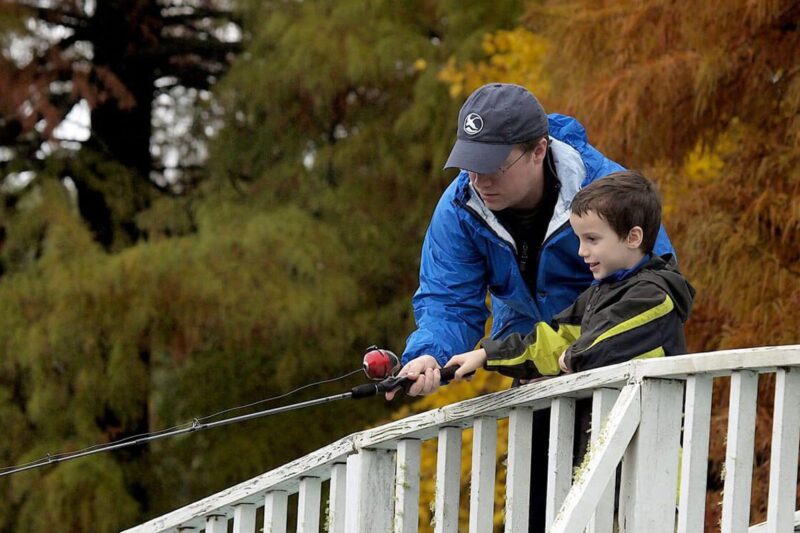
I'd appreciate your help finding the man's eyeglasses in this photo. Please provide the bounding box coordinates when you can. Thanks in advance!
[497,150,528,175]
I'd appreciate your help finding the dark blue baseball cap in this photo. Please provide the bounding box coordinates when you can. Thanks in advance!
[444,83,549,174]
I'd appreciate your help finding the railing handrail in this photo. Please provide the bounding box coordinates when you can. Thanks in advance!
[123,345,800,532]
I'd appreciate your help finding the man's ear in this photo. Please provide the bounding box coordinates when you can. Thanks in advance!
[627,226,644,249]
[532,137,548,164]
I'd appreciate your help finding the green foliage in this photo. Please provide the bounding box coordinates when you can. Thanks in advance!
[0,0,528,529]
[11,456,139,532]
[0,199,376,527]
[208,0,524,354]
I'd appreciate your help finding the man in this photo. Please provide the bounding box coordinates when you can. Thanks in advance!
[387,83,674,531]
[389,83,673,396]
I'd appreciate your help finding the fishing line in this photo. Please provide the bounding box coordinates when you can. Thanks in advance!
[0,368,362,477]
[197,368,362,423]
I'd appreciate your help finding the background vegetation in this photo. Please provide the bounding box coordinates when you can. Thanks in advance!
[0,0,797,531]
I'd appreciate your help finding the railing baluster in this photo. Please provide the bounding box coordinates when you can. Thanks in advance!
[677,375,712,533]
[721,370,758,533]
[469,417,497,533]
[345,448,396,533]
[395,439,421,533]
[232,503,256,533]
[298,477,322,532]
[551,383,641,533]
[588,388,620,533]
[205,514,227,533]
[619,379,683,533]
[766,368,800,533]
[546,397,575,530]
[328,463,347,533]
[505,406,534,533]
[264,491,288,533]
[434,426,462,533]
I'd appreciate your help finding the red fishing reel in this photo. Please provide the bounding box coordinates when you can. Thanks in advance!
[362,346,400,380]
[353,346,466,399]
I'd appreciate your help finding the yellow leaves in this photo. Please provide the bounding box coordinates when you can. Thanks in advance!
[438,28,551,101]
[682,127,739,184]
[682,147,725,185]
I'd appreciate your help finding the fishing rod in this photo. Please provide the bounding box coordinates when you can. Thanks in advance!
[0,347,464,478]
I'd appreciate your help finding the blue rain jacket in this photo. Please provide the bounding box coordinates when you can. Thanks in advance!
[402,113,675,366]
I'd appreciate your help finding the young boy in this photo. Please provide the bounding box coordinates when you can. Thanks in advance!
[446,170,695,380]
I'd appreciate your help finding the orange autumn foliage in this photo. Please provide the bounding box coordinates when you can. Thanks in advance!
[531,2,800,523]
[401,0,798,529]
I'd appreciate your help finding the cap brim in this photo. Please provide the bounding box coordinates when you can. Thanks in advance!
[444,139,514,174]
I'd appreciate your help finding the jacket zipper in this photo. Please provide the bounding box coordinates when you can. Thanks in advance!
[532,220,571,294]
[519,241,529,273]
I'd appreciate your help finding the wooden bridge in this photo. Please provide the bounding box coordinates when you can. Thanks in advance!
[124,346,800,532]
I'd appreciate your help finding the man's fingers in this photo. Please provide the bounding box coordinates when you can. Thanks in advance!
[423,368,441,395]
[387,357,444,398]
[407,373,427,396]
[424,369,436,394]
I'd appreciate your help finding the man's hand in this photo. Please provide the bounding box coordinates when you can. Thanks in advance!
[385,355,441,400]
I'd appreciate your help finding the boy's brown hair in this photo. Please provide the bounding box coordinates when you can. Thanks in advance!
[570,170,662,252]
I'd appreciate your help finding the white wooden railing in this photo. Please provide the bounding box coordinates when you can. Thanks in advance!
[124,346,800,533]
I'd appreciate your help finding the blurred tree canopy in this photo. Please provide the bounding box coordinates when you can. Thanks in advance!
[0,0,240,250]
[0,0,523,530]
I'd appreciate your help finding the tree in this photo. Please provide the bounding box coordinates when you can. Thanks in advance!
[530,1,799,524]
[0,1,532,530]
[0,186,373,530]
[208,0,525,372]
[0,0,241,250]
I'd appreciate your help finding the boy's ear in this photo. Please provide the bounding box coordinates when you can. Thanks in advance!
[626,226,644,249]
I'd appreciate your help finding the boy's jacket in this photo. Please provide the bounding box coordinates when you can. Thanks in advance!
[482,254,695,378]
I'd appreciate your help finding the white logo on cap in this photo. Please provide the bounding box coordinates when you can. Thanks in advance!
[464,113,483,135]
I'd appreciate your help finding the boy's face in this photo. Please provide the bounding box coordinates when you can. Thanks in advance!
[569,210,645,280]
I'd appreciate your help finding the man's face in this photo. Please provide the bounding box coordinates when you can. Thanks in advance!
[468,141,546,211]
[569,210,644,280]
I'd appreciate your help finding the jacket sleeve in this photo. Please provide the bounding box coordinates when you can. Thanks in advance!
[480,297,584,379]
[563,283,677,373]
[401,194,490,367]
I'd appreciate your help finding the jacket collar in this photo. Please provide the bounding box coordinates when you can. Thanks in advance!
[454,137,588,249]
[592,254,652,286]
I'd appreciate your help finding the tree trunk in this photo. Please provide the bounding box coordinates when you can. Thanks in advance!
[83,0,158,247]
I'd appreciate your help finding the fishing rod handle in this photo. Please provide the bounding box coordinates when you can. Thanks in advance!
[350,364,468,399]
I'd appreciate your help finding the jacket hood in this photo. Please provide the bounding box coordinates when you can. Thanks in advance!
[643,254,695,321]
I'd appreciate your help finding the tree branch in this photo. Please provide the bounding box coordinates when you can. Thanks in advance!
[160,8,242,26]
[152,35,243,59]
[31,5,89,30]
